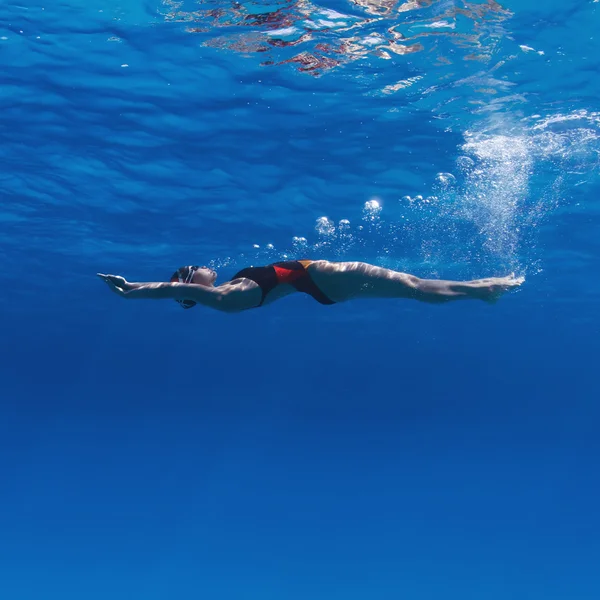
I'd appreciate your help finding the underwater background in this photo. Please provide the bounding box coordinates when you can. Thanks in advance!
[1,0,599,597]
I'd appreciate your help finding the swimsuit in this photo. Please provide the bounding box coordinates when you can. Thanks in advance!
[232,260,335,307]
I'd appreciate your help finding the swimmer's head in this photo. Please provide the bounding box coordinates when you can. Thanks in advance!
[170,265,217,309]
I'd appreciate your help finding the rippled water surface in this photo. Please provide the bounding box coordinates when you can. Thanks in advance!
[1,1,600,598]
[2,0,599,287]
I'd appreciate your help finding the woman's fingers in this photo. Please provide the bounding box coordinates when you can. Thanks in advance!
[107,275,126,286]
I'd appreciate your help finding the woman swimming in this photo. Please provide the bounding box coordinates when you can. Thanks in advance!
[97,259,524,312]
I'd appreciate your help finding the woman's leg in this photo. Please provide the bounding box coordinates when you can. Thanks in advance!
[308,261,524,304]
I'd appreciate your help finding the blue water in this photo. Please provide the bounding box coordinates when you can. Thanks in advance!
[1,0,600,597]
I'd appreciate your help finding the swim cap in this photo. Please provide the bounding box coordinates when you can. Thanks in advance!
[170,265,199,309]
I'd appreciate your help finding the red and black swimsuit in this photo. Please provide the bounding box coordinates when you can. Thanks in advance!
[232,260,335,306]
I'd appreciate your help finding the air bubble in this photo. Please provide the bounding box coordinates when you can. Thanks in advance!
[363,198,382,222]
[315,216,335,236]
[292,236,309,254]
[435,172,456,186]
[456,156,475,171]
[338,219,351,233]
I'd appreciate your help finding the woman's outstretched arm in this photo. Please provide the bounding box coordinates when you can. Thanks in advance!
[308,261,524,304]
[97,274,259,312]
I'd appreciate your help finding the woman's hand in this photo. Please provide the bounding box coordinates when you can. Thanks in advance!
[97,273,138,298]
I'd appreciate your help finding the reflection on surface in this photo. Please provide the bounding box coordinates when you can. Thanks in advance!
[162,0,513,78]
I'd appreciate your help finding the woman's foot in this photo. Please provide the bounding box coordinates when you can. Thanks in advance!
[474,274,525,303]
